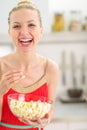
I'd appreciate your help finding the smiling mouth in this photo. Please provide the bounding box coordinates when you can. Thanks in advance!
[19,39,33,46]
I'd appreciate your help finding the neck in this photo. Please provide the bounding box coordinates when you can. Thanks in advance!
[14,50,38,67]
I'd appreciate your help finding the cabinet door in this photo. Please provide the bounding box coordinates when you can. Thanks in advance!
[45,122,67,130]
[69,122,87,130]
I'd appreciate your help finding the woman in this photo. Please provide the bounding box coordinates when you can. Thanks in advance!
[0,0,59,130]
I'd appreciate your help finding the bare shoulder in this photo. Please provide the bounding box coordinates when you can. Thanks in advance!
[0,53,13,67]
[0,56,4,64]
[46,59,59,98]
[0,54,9,63]
[47,59,59,74]
[0,56,5,71]
[48,59,58,71]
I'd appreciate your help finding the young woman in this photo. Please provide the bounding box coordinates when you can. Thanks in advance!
[0,0,59,129]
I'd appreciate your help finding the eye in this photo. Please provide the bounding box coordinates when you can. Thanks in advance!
[13,25,20,28]
[28,23,36,27]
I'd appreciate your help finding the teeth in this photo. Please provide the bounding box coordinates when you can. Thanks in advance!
[21,39,31,42]
[20,39,32,44]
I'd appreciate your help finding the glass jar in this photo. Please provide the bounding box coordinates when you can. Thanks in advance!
[69,11,82,31]
[52,13,65,32]
[83,17,87,31]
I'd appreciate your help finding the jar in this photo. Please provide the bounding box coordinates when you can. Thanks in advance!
[69,11,82,31]
[83,17,87,31]
[52,13,65,32]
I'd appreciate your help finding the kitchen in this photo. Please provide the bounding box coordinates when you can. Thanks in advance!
[0,0,87,130]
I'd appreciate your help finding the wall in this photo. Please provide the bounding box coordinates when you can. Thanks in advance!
[49,0,87,14]
[49,0,87,31]
[0,0,50,34]
[0,0,87,34]
[37,32,87,95]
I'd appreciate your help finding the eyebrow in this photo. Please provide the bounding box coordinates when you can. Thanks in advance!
[13,20,36,24]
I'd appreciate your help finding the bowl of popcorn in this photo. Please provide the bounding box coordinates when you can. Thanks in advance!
[8,93,52,121]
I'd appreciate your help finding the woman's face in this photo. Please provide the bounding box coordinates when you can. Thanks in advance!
[8,9,43,53]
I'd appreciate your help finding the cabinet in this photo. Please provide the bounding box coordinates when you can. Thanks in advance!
[69,122,87,130]
[45,121,87,130]
[45,122,67,130]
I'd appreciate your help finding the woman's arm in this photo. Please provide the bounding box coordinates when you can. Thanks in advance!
[46,59,59,121]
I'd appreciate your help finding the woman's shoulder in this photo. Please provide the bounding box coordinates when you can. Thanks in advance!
[42,57,59,81]
[47,58,59,73]
[0,53,14,67]
[46,58,59,87]
[39,55,59,73]
[0,54,9,60]
[38,55,59,77]
[0,55,6,64]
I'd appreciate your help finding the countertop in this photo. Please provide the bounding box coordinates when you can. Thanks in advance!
[54,99,87,121]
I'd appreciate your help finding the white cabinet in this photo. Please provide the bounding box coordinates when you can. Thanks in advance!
[45,121,87,130]
[45,122,67,130]
[69,122,87,130]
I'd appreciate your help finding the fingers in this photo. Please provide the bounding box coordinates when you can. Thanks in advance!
[0,69,26,96]
[0,70,25,95]
[19,117,50,128]
[37,118,43,127]
[7,73,24,84]
[19,118,39,126]
[37,117,51,128]
[4,70,25,79]
[5,70,25,80]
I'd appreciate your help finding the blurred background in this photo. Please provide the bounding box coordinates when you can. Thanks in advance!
[0,0,87,129]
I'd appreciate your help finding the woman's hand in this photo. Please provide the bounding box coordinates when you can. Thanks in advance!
[19,116,50,128]
[19,107,54,128]
[0,70,25,96]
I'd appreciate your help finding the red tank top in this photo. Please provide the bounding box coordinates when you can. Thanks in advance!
[0,75,49,130]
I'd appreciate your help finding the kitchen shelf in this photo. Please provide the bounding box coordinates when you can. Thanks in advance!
[0,32,87,45]
[41,31,87,44]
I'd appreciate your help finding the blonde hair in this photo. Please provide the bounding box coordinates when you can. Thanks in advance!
[8,0,42,26]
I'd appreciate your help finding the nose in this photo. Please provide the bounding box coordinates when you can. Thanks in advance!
[20,26,29,36]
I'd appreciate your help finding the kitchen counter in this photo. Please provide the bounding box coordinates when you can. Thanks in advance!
[45,101,87,130]
[54,99,87,121]
[45,100,87,130]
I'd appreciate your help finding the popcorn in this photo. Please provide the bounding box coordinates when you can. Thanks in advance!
[9,99,51,120]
